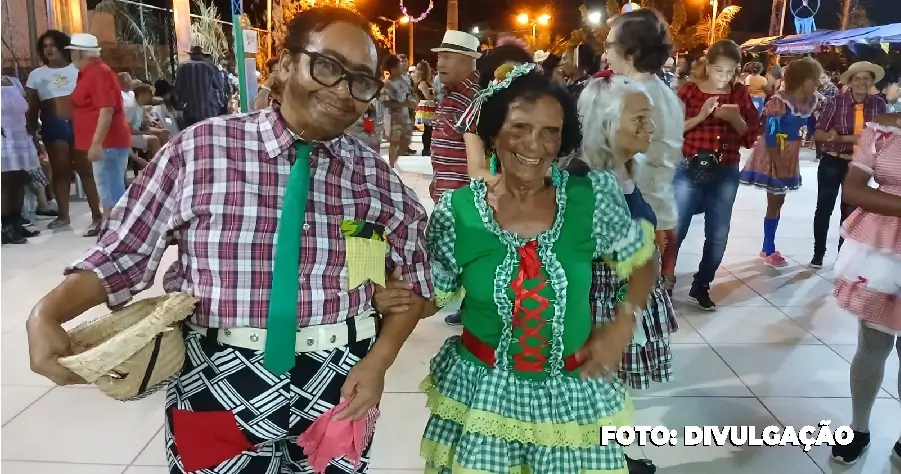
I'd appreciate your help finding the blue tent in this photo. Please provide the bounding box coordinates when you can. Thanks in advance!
[773,30,841,54]
[822,26,883,46]
[862,23,901,44]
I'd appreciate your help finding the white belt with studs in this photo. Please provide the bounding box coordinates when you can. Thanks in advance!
[185,316,377,353]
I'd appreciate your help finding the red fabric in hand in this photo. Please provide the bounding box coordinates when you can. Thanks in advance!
[170,409,255,472]
[296,397,379,474]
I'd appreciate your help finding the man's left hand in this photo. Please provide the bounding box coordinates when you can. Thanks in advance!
[87,144,103,162]
[335,354,389,420]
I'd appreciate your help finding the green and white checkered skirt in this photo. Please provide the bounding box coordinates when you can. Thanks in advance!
[420,337,632,474]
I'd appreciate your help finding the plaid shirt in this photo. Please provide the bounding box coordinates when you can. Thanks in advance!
[430,71,479,202]
[66,108,433,329]
[815,90,886,157]
[678,82,759,164]
[817,81,840,108]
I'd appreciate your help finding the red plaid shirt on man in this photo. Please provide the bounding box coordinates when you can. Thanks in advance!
[66,108,433,329]
[429,71,479,202]
[815,90,886,157]
[678,81,759,164]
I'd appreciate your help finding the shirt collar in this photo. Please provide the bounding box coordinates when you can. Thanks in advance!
[838,89,877,106]
[258,106,350,162]
[446,70,479,93]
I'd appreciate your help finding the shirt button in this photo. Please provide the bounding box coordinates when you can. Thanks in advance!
[299,276,306,283]
[302,223,310,231]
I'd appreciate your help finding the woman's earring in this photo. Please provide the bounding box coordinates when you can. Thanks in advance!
[489,153,499,176]
[551,162,563,187]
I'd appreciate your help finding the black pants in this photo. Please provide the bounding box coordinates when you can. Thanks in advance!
[422,124,433,155]
[164,328,376,473]
[813,152,855,257]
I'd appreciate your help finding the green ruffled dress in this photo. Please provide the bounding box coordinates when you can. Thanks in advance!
[420,170,656,474]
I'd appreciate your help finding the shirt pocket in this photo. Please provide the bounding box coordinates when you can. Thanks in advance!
[340,219,388,289]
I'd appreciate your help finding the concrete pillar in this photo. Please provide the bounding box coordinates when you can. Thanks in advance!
[48,0,86,33]
[172,0,192,63]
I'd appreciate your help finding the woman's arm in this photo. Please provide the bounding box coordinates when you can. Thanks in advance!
[842,166,901,217]
[684,114,707,132]
[463,132,493,180]
[25,88,40,135]
[418,81,434,101]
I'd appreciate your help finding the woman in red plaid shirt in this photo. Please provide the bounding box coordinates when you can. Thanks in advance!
[673,40,759,311]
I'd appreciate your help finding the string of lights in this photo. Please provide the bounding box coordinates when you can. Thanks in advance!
[399,0,434,22]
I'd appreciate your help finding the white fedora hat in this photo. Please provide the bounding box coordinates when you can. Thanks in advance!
[840,61,885,85]
[432,30,482,59]
[65,33,102,52]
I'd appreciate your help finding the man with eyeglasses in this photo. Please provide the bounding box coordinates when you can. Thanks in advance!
[26,6,432,474]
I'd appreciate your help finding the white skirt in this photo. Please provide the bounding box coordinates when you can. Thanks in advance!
[834,239,901,295]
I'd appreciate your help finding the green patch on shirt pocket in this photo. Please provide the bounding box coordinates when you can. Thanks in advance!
[341,219,388,288]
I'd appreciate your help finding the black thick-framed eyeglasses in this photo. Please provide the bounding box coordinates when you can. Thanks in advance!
[301,50,383,102]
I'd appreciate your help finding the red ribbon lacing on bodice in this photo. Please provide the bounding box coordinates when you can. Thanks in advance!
[509,241,551,372]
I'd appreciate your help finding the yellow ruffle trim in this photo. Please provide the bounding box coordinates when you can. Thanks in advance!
[604,219,657,281]
[435,288,465,310]
[420,375,634,448]
[422,440,629,474]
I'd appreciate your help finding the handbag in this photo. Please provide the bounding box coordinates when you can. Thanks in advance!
[687,149,721,185]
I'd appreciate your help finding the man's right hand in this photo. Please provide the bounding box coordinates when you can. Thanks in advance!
[26,315,86,386]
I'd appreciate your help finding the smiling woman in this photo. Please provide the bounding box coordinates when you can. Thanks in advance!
[419,63,660,474]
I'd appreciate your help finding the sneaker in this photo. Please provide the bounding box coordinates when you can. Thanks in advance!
[809,254,824,269]
[688,285,716,311]
[1,224,26,244]
[46,217,71,230]
[760,251,788,268]
[83,219,103,238]
[626,455,657,474]
[444,310,462,326]
[35,208,58,219]
[830,430,869,465]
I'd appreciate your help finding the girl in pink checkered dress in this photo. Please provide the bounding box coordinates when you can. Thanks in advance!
[830,116,901,465]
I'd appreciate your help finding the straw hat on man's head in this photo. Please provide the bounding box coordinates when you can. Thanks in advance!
[432,30,482,59]
[841,61,885,85]
[65,33,102,52]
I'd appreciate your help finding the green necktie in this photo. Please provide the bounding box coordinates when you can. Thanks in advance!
[264,142,313,374]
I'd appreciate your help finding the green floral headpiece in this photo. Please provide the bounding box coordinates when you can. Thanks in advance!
[454,62,539,133]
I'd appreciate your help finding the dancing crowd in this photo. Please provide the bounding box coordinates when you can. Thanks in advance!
[17,4,901,474]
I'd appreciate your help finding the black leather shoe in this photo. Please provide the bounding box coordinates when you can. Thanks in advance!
[626,455,657,474]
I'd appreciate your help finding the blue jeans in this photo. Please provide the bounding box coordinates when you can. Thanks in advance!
[673,160,740,288]
[92,147,130,207]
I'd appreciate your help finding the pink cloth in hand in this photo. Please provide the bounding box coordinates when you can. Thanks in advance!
[296,398,379,474]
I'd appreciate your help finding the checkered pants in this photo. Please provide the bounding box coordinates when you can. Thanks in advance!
[164,329,375,474]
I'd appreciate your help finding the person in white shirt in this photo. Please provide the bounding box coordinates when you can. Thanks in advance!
[25,29,104,235]
[604,9,685,297]
[124,83,162,165]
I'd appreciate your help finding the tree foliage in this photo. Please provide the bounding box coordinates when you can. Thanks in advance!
[262,0,388,79]
[694,5,741,45]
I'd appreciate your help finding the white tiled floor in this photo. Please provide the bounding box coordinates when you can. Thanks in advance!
[3,140,898,474]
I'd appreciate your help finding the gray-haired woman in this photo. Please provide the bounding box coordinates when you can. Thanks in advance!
[567,72,677,474]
